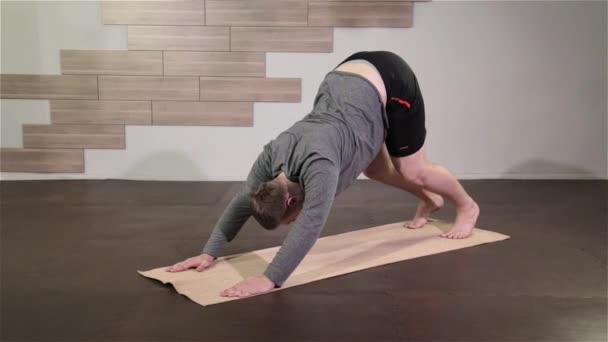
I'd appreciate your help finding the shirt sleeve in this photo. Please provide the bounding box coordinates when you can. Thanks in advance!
[263,160,340,287]
[201,144,273,258]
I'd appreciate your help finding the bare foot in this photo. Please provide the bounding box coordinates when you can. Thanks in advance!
[441,198,480,239]
[404,193,444,229]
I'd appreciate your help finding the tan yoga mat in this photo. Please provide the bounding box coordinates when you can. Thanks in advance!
[138,219,509,306]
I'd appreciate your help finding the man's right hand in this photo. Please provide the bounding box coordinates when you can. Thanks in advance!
[165,254,216,272]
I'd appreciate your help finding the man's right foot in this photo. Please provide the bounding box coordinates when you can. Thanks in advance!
[404,193,444,229]
[441,198,479,239]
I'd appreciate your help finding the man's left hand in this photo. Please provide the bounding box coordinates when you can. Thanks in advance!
[220,275,276,298]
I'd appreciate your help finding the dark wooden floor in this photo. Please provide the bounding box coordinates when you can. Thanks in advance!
[1,179,606,342]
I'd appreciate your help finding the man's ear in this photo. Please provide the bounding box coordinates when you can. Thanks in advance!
[287,196,296,207]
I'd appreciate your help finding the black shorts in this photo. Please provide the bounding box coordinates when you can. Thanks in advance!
[338,51,426,158]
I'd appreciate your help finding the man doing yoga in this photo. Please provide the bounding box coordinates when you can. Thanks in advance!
[166,51,480,298]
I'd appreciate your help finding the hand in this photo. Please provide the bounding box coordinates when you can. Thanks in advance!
[220,275,276,298]
[165,253,215,272]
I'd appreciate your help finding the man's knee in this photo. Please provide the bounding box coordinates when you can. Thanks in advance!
[363,167,385,181]
[396,162,427,187]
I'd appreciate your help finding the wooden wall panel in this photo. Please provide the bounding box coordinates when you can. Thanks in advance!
[200,77,300,102]
[23,125,125,149]
[206,0,307,26]
[102,0,205,25]
[0,148,84,173]
[61,50,162,76]
[50,100,152,125]
[0,74,98,100]
[164,52,265,77]
[231,27,333,52]
[309,2,413,27]
[99,76,199,100]
[152,101,253,126]
[128,26,229,51]
[1,0,425,174]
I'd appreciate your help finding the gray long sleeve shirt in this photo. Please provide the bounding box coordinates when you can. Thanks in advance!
[201,71,387,287]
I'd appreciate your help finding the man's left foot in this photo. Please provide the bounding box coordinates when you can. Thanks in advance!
[404,193,444,229]
[441,198,480,239]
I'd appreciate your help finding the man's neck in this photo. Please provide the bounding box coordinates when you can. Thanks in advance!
[277,172,291,185]
[277,172,300,189]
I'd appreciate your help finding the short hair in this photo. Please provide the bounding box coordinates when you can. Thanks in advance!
[250,180,288,230]
[251,179,304,230]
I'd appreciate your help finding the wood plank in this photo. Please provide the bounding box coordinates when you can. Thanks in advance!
[164,52,265,77]
[128,26,229,51]
[23,124,125,149]
[0,148,84,173]
[152,101,253,126]
[50,100,151,125]
[231,27,332,52]
[309,1,413,27]
[102,0,204,25]
[200,77,300,102]
[61,50,162,76]
[206,0,307,26]
[0,74,97,100]
[99,76,199,101]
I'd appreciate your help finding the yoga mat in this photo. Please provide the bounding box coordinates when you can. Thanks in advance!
[138,219,509,306]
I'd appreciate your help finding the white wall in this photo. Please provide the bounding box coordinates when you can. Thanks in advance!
[1,1,606,181]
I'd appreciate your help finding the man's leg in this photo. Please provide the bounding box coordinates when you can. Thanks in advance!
[364,145,445,229]
[391,145,480,239]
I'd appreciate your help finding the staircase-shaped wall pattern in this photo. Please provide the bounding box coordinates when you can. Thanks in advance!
[0,0,424,173]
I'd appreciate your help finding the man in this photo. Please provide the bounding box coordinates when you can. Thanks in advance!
[166,51,480,298]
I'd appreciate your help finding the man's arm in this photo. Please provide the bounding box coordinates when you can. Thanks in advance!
[263,160,340,287]
[201,144,273,258]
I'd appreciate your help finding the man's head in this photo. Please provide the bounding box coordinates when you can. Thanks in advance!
[250,174,304,230]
